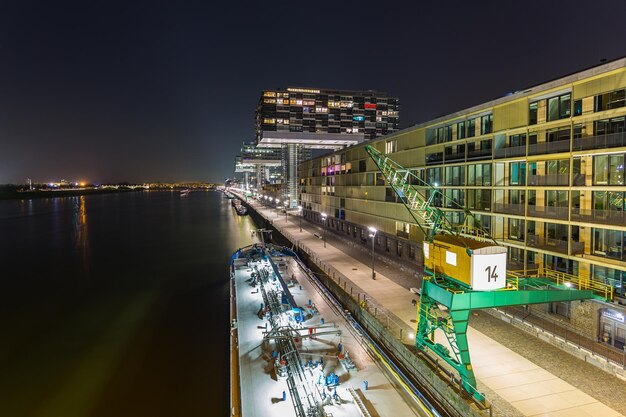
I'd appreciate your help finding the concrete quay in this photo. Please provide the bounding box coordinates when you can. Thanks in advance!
[240,194,626,417]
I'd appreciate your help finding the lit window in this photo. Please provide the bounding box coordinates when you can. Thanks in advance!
[263,91,276,97]
[263,118,276,124]
[385,140,397,153]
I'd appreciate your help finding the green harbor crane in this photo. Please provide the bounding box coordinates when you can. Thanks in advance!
[365,144,613,401]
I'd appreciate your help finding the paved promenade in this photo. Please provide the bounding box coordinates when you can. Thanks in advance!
[246,198,625,417]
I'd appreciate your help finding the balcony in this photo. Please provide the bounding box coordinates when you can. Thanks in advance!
[528,140,570,156]
[467,148,492,160]
[571,208,626,226]
[426,152,443,165]
[494,145,525,159]
[527,205,569,220]
[572,132,626,152]
[444,151,465,163]
[528,173,569,186]
[493,202,525,215]
[527,234,584,255]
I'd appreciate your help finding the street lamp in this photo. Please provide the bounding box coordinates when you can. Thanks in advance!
[368,226,377,280]
[321,212,327,248]
[275,199,281,217]
[298,205,303,232]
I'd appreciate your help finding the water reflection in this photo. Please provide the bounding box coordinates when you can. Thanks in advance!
[72,195,90,274]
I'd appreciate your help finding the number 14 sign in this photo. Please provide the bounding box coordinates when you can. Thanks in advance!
[470,251,507,291]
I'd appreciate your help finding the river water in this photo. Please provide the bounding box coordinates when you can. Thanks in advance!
[0,191,258,417]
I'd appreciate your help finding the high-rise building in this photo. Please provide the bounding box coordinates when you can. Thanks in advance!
[298,57,626,349]
[255,87,399,208]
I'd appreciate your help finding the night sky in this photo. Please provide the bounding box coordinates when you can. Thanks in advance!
[1,0,625,184]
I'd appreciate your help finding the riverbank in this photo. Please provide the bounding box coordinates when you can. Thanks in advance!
[0,188,141,200]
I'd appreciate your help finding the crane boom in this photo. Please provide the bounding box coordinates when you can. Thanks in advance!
[364,145,495,244]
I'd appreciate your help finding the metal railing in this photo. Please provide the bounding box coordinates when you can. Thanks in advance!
[542,267,614,300]
[467,148,492,160]
[526,234,579,254]
[573,131,626,151]
[492,202,524,215]
[528,173,570,186]
[528,140,570,155]
[571,208,626,226]
[494,145,525,159]
[527,205,569,220]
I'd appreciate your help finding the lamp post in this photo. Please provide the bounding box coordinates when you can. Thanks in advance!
[368,226,377,280]
[298,205,303,232]
[275,199,281,218]
[321,212,327,248]
[284,202,288,222]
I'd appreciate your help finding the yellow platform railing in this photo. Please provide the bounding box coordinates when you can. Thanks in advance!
[542,268,613,300]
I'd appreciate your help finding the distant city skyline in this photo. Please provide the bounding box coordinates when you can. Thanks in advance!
[1,1,625,183]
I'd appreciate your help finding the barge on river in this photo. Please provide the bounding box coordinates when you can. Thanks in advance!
[229,243,436,417]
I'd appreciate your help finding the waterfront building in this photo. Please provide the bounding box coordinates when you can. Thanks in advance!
[255,87,399,208]
[298,57,626,350]
[234,141,284,189]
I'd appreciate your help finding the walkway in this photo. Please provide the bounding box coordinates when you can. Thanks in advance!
[247,198,624,417]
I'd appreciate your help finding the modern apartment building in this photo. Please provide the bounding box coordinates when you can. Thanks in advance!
[256,87,400,142]
[298,58,626,350]
[255,87,399,208]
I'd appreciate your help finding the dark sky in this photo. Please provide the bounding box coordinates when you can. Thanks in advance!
[1,0,625,184]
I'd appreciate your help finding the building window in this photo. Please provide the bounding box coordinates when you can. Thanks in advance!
[385,139,397,153]
[509,162,526,186]
[457,121,466,139]
[467,163,492,186]
[529,102,538,125]
[436,126,444,144]
[481,114,493,135]
[593,265,626,296]
[573,99,583,116]
[427,167,442,186]
[508,218,525,241]
[509,134,526,148]
[595,88,626,112]
[445,165,465,186]
[593,228,625,260]
[547,93,571,121]
[593,191,626,213]
[545,190,568,208]
[547,127,570,142]
[594,117,626,136]
[509,189,525,205]
[385,187,398,203]
[444,125,453,142]
[444,189,464,208]
[467,189,491,211]
[467,118,476,138]
[594,154,625,185]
